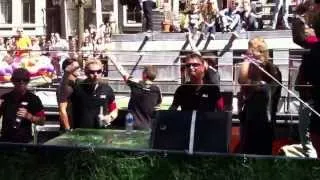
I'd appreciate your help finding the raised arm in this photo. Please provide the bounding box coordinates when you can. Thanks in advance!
[292,15,309,48]
[238,61,251,85]
[106,54,130,80]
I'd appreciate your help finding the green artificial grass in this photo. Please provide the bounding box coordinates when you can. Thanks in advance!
[0,147,319,180]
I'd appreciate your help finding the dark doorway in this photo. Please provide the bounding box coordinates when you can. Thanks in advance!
[46,0,61,36]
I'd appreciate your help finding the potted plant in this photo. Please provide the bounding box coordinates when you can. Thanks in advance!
[162,10,173,32]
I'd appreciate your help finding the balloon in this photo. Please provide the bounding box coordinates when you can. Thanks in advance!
[0,62,13,76]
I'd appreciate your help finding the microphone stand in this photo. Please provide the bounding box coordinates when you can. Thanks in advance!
[242,54,320,118]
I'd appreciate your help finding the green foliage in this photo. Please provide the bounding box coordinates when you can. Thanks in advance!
[0,148,319,180]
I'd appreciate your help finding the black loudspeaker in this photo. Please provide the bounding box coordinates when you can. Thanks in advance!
[151,110,232,153]
[194,112,232,152]
[151,111,192,151]
[221,91,233,111]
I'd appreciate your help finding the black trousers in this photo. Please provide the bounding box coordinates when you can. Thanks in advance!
[143,1,154,31]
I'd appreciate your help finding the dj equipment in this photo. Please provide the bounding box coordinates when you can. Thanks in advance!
[151,110,232,153]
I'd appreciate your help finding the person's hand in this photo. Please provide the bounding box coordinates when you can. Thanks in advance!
[98,114,111,127]
[252,80,268,92]
[64,128,73,133]
[203,60,209,70]
[305,28,315,37]
[17,108,28,119]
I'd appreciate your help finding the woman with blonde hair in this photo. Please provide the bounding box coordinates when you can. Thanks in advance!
[201,0,219,39]
[238,37,282,155]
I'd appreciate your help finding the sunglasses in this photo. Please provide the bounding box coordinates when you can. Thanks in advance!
[185,63,202,68]
[87,69,102,74]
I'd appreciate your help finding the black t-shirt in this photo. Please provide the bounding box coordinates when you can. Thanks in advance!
[56,78,76,128]
[203,66,220,86]
[127,80,162,129]
[56,78,75,103]
[0,91,44,143]
[71,79,115,128]
[171,82,220,111]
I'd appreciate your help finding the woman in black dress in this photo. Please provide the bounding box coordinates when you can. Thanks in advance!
[238,37,281,155]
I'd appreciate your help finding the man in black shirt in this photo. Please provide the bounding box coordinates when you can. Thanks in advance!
[69,59,118,128]
[126,66,162,129]
[56,58,81,131]
[170,53,222,111]
[108,55,162,129]
[0,68,45,143]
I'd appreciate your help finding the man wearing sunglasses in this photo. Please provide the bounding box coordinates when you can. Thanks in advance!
[0,68,45,143]
[69,59,118,128]
[169,53,222,111]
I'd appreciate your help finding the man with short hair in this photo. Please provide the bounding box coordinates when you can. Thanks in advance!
[108,55,162,129]
[56,58,81,131]
[169,53,222,111]
[69,58,118,128]
[0,68,45,143]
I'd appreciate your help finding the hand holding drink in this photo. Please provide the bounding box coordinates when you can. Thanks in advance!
[14,101,28,129]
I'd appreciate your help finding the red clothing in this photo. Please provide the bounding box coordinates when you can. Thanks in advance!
[305,36,319,45]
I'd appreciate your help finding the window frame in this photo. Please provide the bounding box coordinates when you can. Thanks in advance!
[0,0,12,24]
[122,5,142,27]
[22,0,35,24]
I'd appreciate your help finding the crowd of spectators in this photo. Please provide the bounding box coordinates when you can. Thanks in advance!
[0,23,113,79]
[176,0,293,36]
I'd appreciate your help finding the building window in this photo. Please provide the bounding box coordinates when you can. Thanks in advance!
[126,7,142,24]
[0,0,12,24]
[125,1,142,24]
[22,0,35,23]
[102,0,113,11]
